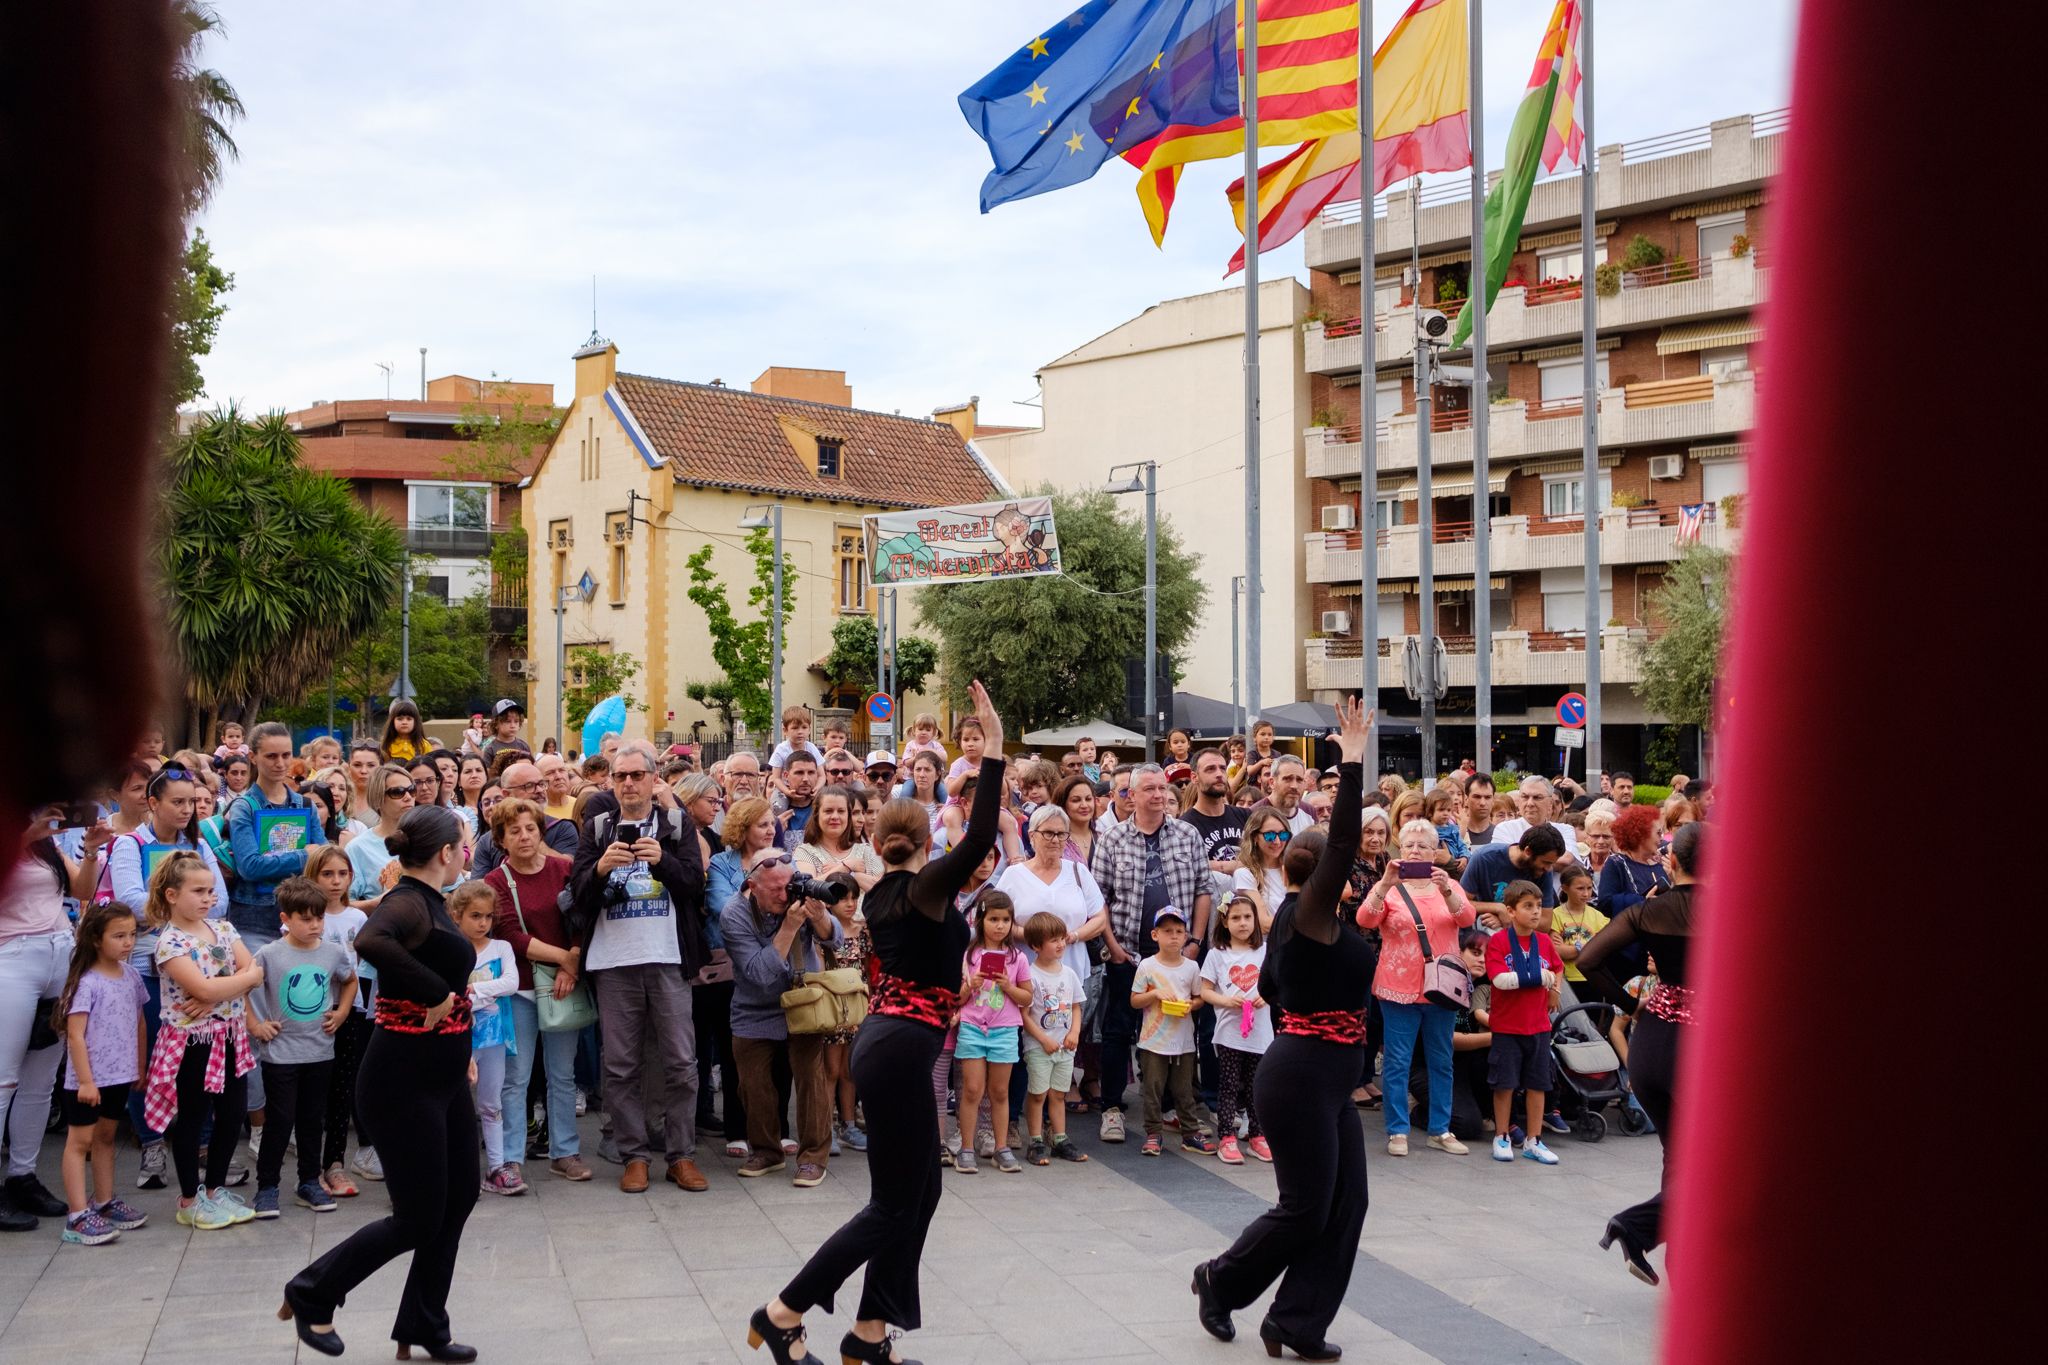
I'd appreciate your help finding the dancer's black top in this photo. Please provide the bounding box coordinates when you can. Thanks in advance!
[1261,761,1370,1014]
[1575,884,1695,985]
[864,757,1006,1012]
[356,875,473,1035]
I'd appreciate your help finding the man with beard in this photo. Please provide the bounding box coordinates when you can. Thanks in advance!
[1179,748,1247,901]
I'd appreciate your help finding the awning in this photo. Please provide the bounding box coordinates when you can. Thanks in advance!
[1519,222,1615,252]
[1657,320,1762,356]
[1670,191,1762,220]
[1431,575,1511,591]
[1427,473,1509,499]
[1329,583,1408,598]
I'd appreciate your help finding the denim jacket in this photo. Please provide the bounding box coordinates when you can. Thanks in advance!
[225,787,326,938]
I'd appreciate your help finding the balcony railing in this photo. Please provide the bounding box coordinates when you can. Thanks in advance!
[490,574,528,610]
[406,522,494,557]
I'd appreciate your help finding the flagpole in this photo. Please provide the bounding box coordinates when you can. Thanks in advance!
[1468,0,1491,783]
[1579,0,1601,792]
[1243,0,1263,728]
[1359,0,1378,777]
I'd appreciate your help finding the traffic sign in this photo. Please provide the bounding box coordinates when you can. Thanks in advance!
[1554,727,1585,749]
[865,692,894,724]
[575,570,597,604]
[1556,692,1589,728]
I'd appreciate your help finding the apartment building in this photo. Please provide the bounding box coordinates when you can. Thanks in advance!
[1297,108,1779,774]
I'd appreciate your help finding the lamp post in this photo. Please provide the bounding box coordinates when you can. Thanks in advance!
[739,504,784,733]
[553,574,593,750]
[1105,462,1158,761]
[1231,575,1246,742]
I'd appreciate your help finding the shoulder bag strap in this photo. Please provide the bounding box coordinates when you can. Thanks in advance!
[503,869,529,936]
[1392,883,1435,959]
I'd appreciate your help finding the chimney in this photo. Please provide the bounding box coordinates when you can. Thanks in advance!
[571,337,617,400]
[931,395,980,443]
[751,367,852,407]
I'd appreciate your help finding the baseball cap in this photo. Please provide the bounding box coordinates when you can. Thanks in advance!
[864,750,898,770]
[1150,904,1188,928]
[491,698,525,719]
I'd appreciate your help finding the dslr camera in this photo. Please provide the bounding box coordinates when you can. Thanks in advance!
[785,874,849,907]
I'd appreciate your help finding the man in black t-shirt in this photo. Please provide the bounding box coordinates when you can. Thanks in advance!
[1178,748,1247,889]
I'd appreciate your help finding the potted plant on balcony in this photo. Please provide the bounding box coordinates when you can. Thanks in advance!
[1611,489,1647,510]
[1620,233,1665,289]
[1729,233,1752,258]
[1594,262,1623,297]
[1720,492,1745,528]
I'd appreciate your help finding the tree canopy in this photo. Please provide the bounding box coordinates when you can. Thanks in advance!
[1634,542,1734,727]
[167,229,232,409]
[684,526,796,735]
[821,614,938,702]
[160,409,404,735]
[915,487,1204,735]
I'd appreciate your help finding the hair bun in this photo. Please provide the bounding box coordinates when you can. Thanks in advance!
[878,832,917,865]
[383,829,411,858]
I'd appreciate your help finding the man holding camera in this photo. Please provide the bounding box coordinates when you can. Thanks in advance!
[719,847,843,1187]
[569,741,710,1194]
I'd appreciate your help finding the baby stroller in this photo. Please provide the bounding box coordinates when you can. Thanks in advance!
[1549,989,1653,1142]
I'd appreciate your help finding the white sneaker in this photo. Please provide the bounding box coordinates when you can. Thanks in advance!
[575,1090,589,1117]
[1492,1135,1515,1162]
[1520,1138,1560,1166]
[975,1127,996,1159]
[351,1146,385,1181]
[1386,1134,1408,1157]
[1428,1132,1469,1156]
[1099,1108,1127,1143]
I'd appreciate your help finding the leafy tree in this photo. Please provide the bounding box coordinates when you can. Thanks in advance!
[916,488,1204,735]
[167,229,232,409]
[566,649,646,732]
[160,409,404,743]
[1634,542,1734,727]
[684,526,796,735]
[446,380,558,651]
[273,581,495,737]
[821,615,938,701]
[171,1,244,215]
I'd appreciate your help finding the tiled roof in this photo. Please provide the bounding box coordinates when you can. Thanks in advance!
[613,373,999,509]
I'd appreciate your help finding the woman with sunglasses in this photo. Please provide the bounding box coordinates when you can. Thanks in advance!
[346,767,416,911]
[751,683,1008,1365]
[1232,809,1292,928]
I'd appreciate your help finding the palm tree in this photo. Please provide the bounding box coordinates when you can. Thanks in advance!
[160,408,406,742]
[172,1,244,213]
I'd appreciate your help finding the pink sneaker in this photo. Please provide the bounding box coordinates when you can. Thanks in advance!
[482,1164,527,1196]
[1217,1135,1244,1165]
[1246,1136,1274,1163]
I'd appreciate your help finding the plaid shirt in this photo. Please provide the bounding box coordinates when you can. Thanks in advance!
[1090,815,1212,949]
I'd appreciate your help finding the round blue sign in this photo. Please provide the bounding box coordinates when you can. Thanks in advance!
[865,693,894,722]
[1557,692,1589,728]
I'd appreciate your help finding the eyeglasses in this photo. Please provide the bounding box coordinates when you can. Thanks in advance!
[612,768,651,781]
[385,785,414,798]
[1260,830,1291,843]
[510,780,546,793]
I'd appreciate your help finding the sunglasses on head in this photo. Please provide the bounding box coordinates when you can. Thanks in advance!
[147,766,193,797]
[744,853,793,879]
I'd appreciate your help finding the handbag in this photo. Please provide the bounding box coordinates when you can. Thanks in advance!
[781,965,869,1036]
[1395,884,1472,1011]
[506,870,597,1034]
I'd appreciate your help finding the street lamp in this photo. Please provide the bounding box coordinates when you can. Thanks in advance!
[1105,462,1158,761]
[555,571,595,749]
[739,503,784,739]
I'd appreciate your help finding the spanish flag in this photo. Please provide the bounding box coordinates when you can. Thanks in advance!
[1222,0,1471,272]
[1123,0,1364,245]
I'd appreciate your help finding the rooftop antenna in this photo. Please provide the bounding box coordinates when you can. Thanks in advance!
[375,361,393,399]
[418,347,427,400]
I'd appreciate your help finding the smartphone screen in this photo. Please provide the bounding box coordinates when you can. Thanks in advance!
[64,800,99,830]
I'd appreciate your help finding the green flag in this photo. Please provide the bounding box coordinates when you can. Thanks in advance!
[1450,67,1562,349]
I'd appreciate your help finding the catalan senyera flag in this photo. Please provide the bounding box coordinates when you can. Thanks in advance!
[1221,0,1471,273]
[1450,0,1583,346]
[1123,0,1363,245]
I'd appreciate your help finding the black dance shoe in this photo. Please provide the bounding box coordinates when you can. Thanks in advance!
[1260,1317,1342,1361]
[1600,1219,1661,1286]
[276,1284,344,1357]
[396,1344,476,1362]
[1191,1261,1235,1342]
[747,1306,822,1365]
[838,1329,920,1364]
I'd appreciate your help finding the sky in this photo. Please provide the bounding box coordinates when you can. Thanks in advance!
[192,1,1799,428]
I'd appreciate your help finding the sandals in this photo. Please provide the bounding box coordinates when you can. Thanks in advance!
[320,1166,359,1198]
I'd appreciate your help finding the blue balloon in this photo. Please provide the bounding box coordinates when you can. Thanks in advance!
[580,695,628,756]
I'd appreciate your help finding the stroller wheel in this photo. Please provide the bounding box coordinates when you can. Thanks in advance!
[1573,1110,1608,1143]
[1619,1104,1652,1137]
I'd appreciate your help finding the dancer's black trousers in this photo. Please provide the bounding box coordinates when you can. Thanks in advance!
[1611,1011,1681,1250]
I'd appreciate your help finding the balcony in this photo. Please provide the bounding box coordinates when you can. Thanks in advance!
[489,573,527,634]
[1304,502,1741,583]
[1304,628,1652,693]
[1305,370,1754,482]
[1306,108,1786,272]
[406,521,494,558]
[1305,251,1768,374]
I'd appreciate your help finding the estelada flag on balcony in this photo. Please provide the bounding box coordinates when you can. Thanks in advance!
[959,0,1240,213]
[1450,0,1584,347]
[1219,0,1472,274]
[1123,0,1364,245]
[1675,503,1707,545]
[863,498,1063,587]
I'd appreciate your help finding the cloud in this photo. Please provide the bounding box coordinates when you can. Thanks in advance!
[193,1,1796,424]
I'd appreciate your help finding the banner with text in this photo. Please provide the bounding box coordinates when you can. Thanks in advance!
[864,497,1062,587]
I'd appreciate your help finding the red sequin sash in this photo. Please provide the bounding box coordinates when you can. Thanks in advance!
[374,995,473,1036]
[1278,1008,1368,1044]
[1641,983,1696,1025]
[869,972,955,1029]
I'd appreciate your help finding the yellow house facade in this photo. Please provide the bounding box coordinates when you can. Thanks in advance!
[520,338,1002,750]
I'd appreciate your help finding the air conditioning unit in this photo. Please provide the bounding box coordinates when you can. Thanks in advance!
[1649,454,1685,481]
[1321,504,1357,531]
[506,658,528,676]
[1321,610,1352,634]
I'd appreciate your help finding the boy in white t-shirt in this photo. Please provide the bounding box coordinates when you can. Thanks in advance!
[1020,912,1087,1166]
[1130,906,1217,1156]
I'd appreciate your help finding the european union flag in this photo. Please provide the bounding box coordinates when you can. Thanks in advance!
[959,0,1239,212]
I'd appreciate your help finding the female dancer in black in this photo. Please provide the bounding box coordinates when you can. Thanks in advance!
[748,682,1006,1365]
[1193,697,1372,1362]
[279,806,480,1360]
[1576,820,1702,1287]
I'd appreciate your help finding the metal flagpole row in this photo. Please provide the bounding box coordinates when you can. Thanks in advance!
[1469,0,1492,780]
[1579,0,1603,791]
[1360,0,1379,777]
[1242,0,1263,730]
